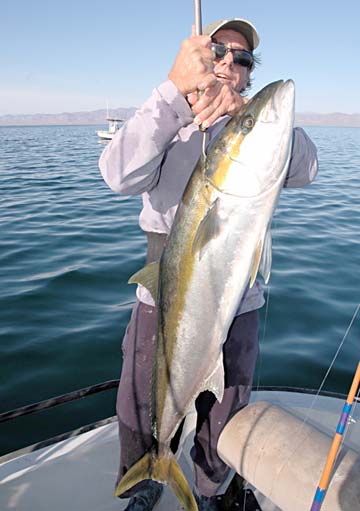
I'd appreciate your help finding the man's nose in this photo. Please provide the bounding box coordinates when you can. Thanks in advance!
[223,49,234,66]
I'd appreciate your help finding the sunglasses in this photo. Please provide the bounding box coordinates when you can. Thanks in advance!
[211,42,254,69]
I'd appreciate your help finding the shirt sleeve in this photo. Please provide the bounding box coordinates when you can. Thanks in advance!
[99,80,194,195]
[284,127,318,188]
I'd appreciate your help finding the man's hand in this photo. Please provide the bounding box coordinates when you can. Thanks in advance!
[169,27,250,128]
[168,29,216,97]
[188,83,249,129]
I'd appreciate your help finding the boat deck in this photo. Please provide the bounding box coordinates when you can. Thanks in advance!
[0,390,359,510]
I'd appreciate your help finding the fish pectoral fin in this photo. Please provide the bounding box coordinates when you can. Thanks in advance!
[259,229,272,284]
[192,198,222,260]
[128,261,160,302]
[202,356,225,403]
[249,229,273,287]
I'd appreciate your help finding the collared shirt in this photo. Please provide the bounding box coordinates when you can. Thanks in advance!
[99,80,318,314]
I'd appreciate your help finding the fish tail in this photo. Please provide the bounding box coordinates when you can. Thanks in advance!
[114,451,153,498]
[114,450,198,511]
[166,454,198,511]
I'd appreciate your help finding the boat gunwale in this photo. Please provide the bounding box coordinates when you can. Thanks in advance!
[0,382,350,464]
[0,382,347,425]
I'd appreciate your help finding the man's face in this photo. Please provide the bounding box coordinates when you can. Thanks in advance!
[212,29,252,93]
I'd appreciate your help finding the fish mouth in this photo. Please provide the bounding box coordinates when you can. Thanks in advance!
[273,79,295,111]
[253,79,295,124]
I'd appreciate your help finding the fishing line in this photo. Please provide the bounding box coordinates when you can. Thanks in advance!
[239,284,271,510]
[292,302,360,430]
[205,162,287,199]
[315,303,360,398]
[242,487,248,511]
[341,383,360,448]
[254,284,271,393]
[202,130,207,160]
[271,303,360,492]
[252,209,277,397]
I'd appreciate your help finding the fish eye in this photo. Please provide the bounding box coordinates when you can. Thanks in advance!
[243,116,254,130]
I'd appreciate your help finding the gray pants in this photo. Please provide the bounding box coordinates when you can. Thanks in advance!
[116,301,259,497]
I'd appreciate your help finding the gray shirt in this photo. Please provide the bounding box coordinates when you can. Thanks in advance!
[99,80,318,313]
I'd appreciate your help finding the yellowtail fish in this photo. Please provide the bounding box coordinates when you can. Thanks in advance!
[115,79,295,511]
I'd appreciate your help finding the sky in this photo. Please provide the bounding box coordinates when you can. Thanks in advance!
[2,0,360,115]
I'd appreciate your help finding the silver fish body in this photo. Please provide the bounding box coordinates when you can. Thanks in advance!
[115,80,295,510]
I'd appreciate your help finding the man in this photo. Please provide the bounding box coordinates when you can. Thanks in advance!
[99,18,318,511]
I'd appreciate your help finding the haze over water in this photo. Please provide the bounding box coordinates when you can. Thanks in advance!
[0,124,359,455]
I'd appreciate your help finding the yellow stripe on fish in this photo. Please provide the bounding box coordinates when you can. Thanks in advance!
[209,133,245,190]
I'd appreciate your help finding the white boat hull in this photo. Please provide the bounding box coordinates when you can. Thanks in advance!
[96,130,115,140]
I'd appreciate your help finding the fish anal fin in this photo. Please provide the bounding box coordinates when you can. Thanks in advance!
[128,261,160,302]
[192,198,222,260]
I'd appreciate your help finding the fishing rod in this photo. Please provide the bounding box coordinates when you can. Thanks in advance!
[193,0,207,159]
[309,360,360,511]
[194,0,202,35]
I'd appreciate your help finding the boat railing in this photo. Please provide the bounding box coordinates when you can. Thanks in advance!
[0,379,120,424]
[0,383,347,424]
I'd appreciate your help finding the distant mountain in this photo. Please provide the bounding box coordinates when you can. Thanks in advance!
[295,112,360,127]
[0,108,359,127]
[0,108,137,126]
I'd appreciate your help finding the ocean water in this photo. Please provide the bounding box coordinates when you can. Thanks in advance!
[0,124,359,455]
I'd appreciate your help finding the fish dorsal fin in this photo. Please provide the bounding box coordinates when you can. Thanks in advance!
[250,229,273,288]
[192,198,222,259]
[128,261,160,302]
[260,229,272,284]
[202,355,225,403]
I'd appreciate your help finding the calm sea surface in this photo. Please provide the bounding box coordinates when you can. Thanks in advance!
[0,124,359,455]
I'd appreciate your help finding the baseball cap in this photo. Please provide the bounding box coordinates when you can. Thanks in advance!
[203,18,260,51]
